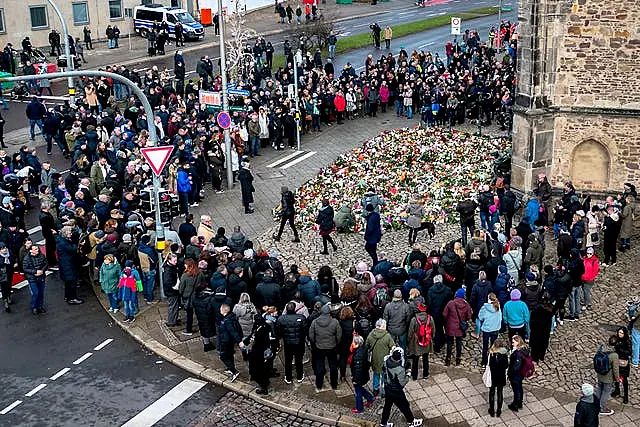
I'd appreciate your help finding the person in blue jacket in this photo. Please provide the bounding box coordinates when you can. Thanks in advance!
[524,194,540,232]
[503,289,530,345]
[364,203,381,266]
[176,163,192,215]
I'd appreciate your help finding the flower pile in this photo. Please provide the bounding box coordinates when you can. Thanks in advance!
[277,127,510,230]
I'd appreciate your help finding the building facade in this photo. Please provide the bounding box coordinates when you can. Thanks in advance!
[511,0,640,193]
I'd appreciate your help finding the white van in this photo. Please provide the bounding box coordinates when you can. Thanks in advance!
[134,4,205,40]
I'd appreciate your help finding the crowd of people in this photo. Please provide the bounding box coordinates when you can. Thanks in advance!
[0,18,636,427]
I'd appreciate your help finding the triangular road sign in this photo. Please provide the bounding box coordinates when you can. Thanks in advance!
[141,146,174,176]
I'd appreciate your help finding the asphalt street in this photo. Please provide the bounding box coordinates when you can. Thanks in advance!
[2,0,500,132]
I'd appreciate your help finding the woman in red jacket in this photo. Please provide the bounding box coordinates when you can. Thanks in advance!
[443,288,473,366]
[379,81,390,113]
[581,246,600,311]
[334,90,346,124]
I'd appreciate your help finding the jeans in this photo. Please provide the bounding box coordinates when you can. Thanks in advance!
[354,384,374,412]
[632,328,640,365]
[107,292,119,310]
[372,371,384,394]
[395,99,403,116]
[249,136,260,156]
[328,44,335,59]
[28,277,45,310]
[405,105,412,119]
[123,300,135,318]
[284,343,304,381]
[219,347,237,373]
[108,39,114,48]
[460,222,475,246]
[569,286,581,318]
[143,270,156,302]
[166,295,180,325]
[597,382,613,411]
[582,280,594,307]
[29,119,44,138]
[481,330,499,366]
[510,378,523,406]
[313,347,338,389]
[27,80,39,94]
[178,192,189,214]
[0,96,7,109]
[479,211,490,230]
[312,115,321,131]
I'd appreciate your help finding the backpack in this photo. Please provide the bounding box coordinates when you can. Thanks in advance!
[78,232,94,255]
[520,352,535,378]
[372,287,388,309]
[414,314,433,347]
[593,344,612,375]
[357,317,372,339]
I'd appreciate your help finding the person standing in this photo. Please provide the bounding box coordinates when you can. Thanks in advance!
[57,226,83,304]
[369,23,382,49]
[487,338,509,417]
[26,96,46,141]
[309,304,341,392]
[364,204,381,266]
[38,201,57,268]
[174,21,184,47]
[594,337,619,416]
[383,289,411,354]
[193,283,216,352]
[179,258,203,336]
[601,206,620,267]
[218,303,245,382]
[100,254,121,313]
[118,261,141,323]
[273,186,300,243]
[238,161,255,214]
[383,26,392,49]
[249,313,273,395]
[611,326,631,404]
[22,244,48,315]
[380,348,423,427]
[574,383,600,427]
[407,302,434,380]
[457,191,478,246]
[0,242,11,312]
[350,335,375,413]
[442,288,472,366]
[507,335,530,412]
[366,319,395,397]
[83,26,92,50]
[327,32,337,59]
[277,301,307,384]
[478,293,502,367]
[581,247,599,311]
[48,30,61,57]
[503,289,530,343]
[163,253,181,327]
[405,197,424,246]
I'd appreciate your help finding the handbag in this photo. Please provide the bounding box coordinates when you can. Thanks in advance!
[482,365,492,388]
[455,305,469,337]
[590,232,599,242]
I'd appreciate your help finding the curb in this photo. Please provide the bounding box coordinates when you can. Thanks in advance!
[92,287,374,427]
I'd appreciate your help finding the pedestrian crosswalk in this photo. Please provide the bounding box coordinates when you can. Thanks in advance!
[266,150,317,169]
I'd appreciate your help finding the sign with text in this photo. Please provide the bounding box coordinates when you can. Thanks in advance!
[199,90,221,106]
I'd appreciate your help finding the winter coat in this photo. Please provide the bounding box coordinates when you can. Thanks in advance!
[226,273,247,306]
[316,205,335,234]
[255,276,281,309]
[508,347,530,381]
[179,272,204,309]
[339,318,356,352]
[503,299,530,328]
[193,288,216,338]
[582,255,599,282]
[365,328,395,373]
[524,238,543,272]
[503,249,522,283]
[407,311,435,356]
[309,312,341,350]
[597,351,619,384]
[56,236,78,282]
[456,198,477,225]
[478,302,502,332]
[405,202,423,229]
[469,279,492,318]
[488,348,509,387]
[163,264,180,298]
[22,252,48,281]
[365,211,382,245]
[298,275,321,308]
[384,354,409,393]
[176,169,191,193]
[443,298,472,336]
[520,281,540,310]
[426,283,453,317]
[238,167,255,204]
[383,299,411,336]
[217,312,243,349]
[574,395,601,427]
[233,302,257,338]
[350,345,371,386]
[99,261,121,294]
[493,266,510,307]
[277,312,307,346]
[620,204,633,239]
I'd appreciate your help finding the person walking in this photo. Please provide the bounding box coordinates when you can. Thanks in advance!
[26,96,46,140]
[99,254,121,313]
[350,335,375,413]
[364,203,382,266]
[366,319,395,397]
[22,244,48,315]
[277,301,307,384]
[380,347,423,427]
[507,335,530,411]
[316,198,337,254]
[274,186,300,243]
[238,161,255,214]
[218,303,245,382]
[574,383,600,427]
[309,304,341,392]
[442,288,472,366]
[407,302,434,380]
[487,338,509,417]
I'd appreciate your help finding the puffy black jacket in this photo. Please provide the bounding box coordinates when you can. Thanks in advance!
[217,312,243,348]
[163,264,179,297]
[456,198,477,224]
[193,289,216,338]
[350,345,370,386]
[427,283,453,317]
[255,277,281,309]
[276,312,307,346]
[22,252,48,281]
[226,273,247,306]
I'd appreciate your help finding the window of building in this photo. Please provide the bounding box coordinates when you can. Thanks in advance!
[72,2,89,25]
[109,0,123,20]
[0,9,5,34]
[29,5,48,29]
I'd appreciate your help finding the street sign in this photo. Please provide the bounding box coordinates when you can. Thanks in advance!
[217,111,231,129]
[451,17,461,35]
[227,82,237,90]
[228,88,250,97]
[141,146,174,176]
[199,90,221,106]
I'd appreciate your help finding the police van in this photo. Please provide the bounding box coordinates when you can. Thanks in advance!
[134,4,204,41]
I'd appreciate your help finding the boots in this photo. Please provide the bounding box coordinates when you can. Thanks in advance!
[3,299,9,313]
[292,233,300,243]
[455,358,461,366]
[445,357,451,366]
[203,343,214,352]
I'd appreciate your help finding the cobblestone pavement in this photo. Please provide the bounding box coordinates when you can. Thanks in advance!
[190,393,331,427]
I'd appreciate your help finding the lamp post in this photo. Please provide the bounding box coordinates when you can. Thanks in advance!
[0,70,165,298]
[46,0,75,104]
[293,49,302,151]
[218,0,234,189]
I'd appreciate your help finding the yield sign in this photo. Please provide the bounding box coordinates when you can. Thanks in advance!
[141,146,174,176]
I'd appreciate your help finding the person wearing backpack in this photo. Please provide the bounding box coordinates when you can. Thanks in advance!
[407,302,435,380]
[594,337,620,415]
[366,319,395,397]
[380,347,423,427]
[488,338,509,417]
[507,335,531,411]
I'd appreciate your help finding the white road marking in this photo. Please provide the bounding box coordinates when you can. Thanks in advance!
[50,367,71,380]
[280,151,317,169]
[27,226,42,235]
[36,239,45,245]
[0,400,22,415]
[94,338,114,351]
[72,352,93,365]
[418,42,435,48]
[378,19,393,23]
[120,378,207,427]
[266,150,303,168]
[24,384,47,397]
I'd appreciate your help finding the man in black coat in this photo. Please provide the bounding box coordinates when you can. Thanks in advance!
[163,253,181,327]
[456,191,478,246]
[273,186,300,242]
[276,302,307,383]
[255,269,281,309]
[56,226,83,304]
[238,161,255,214]
[217,304,245,380]
[38,201,57,268]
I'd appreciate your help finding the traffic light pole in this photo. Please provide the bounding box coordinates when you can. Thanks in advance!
[46,0,75,104]
[0,70,165,298]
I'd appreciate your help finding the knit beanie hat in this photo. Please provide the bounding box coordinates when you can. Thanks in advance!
[510,289,521,301]
[455,288,465,299]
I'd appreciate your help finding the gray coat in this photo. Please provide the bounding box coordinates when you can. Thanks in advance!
[179,272,204,309]
[309,312,341,350]
[383,299,412,337]
[406,202,424,229]
[620,204,633,239]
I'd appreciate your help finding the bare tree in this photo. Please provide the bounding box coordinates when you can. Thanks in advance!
[286,14,336,53]
[224,0,257,80]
